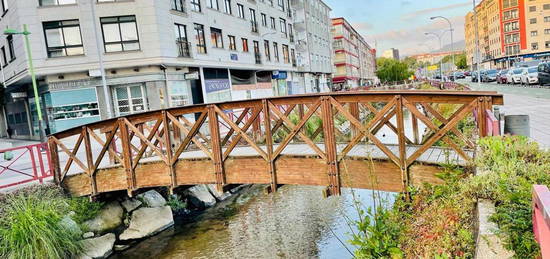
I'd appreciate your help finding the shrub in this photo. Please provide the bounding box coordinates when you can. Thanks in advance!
[67,197,104,224]
[0,185,82,259]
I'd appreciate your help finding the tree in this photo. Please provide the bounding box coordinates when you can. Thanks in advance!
[402,56,418,69]
[376,57,413,83]
[455,53,467,69]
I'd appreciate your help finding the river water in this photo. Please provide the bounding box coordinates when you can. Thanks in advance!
[111,110,421,258]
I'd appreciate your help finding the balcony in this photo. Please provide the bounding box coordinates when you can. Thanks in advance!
[176,40,191,58]
[251,21,259,33]
[289,34,294,43]
[255,53,262,64]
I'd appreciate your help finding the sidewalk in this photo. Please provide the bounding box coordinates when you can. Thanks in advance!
[0,138,41,149]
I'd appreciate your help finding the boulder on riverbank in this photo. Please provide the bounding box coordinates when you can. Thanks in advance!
[207,184,232,201]
[83,201,123,234]
[185,185,217,208]
[79,233,116,259]
[121,198,142,212]
[137,190,166,207]
[119,206,174,240]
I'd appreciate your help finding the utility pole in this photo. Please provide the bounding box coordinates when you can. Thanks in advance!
[473,0,481,87]
[90,0,113,118]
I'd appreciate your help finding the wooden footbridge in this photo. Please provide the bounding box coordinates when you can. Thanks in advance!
[47,91,503,197]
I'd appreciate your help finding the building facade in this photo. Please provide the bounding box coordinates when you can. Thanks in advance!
[0,0,300,139]
[331,17,376,89]
[465,0,550,69]
[382,48,400,60]
[291,0,332,93]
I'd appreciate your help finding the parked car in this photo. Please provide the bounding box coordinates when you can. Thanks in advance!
[510,68,523,84]
[471,71,480,82]
[454,72,465,79]
[481,69,498,82]
[496,69,509,84]
[520,66,539,85]
[464,71,471,76]
[505,70,515,84]
[538,62,550,86]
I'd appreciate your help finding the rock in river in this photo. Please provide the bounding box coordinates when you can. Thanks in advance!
[185,185,217,208]
[79,233,116,259]
[83,201,123,234]
[137,190,166,207]
[119,206,174,240]
[121,198,142,212]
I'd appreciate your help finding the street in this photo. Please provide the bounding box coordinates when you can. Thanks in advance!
[459,79,550,148]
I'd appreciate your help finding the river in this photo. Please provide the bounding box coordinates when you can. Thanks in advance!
[111,110,421,258]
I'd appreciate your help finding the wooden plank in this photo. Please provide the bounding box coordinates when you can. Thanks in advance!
[119,118,135,196]
[263,100,277,193]
[208,105,225,191]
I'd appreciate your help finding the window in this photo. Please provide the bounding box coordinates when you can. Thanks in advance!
[282,44,289,63]
[529,6,536,12]
[241,38,249,52]
[264,40,270,61]
[545,16,550,22]
[175,23,190,57]
[210,27,223,48]
[530,18,537,24]
[546,41,550,48]
[288,23,293,41]
[504,21,519,32]
[261,13,267,27]
[270,17,276,29]
[7,35,15,61]
[191,0,201,12]
[544,4,550,10]
[269,0,273,6]
[171,0,185,12]
[224,0,232,14]
[277,0,284,11]
[228,35,236,50]
[279,18,287,36]
[503,0,518,8]
[113,84,147,116]
[43,20,84,57]
[207,0,219,10]
[532,43,539,50]
[273,42,279,62]
[194,23,207,54]
[40,0,76,6]
[531,30,538,36]
[545,29,550,34]
[0,47,7,66]
[237,4,244,18]
[250,9,257,32]
[100,16,140,52]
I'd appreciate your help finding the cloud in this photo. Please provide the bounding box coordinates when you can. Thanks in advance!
[401,1,412,6]
[373,15,466,56]
[353,22,374,31]
[401,2,470,21]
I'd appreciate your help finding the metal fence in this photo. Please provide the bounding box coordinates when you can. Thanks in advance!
[0,143,52,190]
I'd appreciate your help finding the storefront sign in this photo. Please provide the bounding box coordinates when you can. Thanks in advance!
[10,92,27,99]
[230,54,238,61]
[185,72,199,80]
[272,71,288,80]
[205,79,231,93]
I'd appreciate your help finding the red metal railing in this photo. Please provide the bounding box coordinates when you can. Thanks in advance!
[533,185,550,258]
[0,143,52,190]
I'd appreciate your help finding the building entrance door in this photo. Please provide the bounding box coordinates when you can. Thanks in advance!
[113,84,147,116]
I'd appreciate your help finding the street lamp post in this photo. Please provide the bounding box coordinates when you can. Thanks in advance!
[425,32,443,86]
[5,25,46,142]
[431,16,454,70]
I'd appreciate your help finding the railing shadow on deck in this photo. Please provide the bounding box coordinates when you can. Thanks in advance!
[47,91,503,197]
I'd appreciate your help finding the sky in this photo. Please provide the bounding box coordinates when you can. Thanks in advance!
[323,0,475,57]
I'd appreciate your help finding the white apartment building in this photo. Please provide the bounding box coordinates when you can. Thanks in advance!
[0,0,298,139]
[291,0,332,93]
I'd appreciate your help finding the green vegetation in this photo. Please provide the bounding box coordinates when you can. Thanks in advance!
[455,54,467,70]
[350,136,549,258]
[0,184,104,259]
[167,194,187,211]
[376,58,414,83]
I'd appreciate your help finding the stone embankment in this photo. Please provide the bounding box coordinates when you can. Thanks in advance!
[73,184,245,259]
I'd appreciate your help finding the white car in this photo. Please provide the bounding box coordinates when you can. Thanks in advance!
[510,68,523,84]
[505,70,515,83]
[520,66,539,85]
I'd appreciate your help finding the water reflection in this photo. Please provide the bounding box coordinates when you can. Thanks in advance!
[112,186,395,259]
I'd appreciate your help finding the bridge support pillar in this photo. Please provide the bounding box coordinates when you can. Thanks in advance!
[321,97,341,196]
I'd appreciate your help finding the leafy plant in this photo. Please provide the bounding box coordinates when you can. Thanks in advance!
[167,194,187,212]
[67,197,104,224]
[0,185,82,259]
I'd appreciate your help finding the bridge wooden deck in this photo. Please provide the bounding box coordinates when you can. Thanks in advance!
[48,91,502,197]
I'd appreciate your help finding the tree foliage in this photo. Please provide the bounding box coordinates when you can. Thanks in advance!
[455,54,467,69]
[376,58,413,83]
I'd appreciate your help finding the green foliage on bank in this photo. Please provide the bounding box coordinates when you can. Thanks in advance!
[0,185,104,259]
[376,58,414,83]
[349,136,549,258]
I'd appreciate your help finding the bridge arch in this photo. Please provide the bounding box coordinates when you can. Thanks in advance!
[48,91,503,197]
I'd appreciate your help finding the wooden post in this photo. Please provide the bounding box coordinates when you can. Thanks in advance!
[411,113,419,145]
[263,100,277,193]
[105,130,116,165]
[163,111,176,193]
[119,118,135,197]
[82,127,97,196]
[395,96,409,194]
[321,97,340,196]
[478,97,488,138]
[208,105,225,192]
[173,115,182,147]
[349,102,359,138]
[48,137,61,184]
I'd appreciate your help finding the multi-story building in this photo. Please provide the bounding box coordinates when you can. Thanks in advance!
[0,0,298,139]
[410,50,465,65]
[331,17,376,89]
[291,0,332,93]
[382,48,400,60]
[465,0,550,69]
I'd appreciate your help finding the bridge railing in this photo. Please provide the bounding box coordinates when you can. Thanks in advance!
[47,91,503,197]
[533,185,550,258]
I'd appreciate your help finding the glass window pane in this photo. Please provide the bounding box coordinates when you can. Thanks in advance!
[106,43,123,52]
[122,42,140,51]
[65,46,84,56]
[62,26,82,45]
[120,22,138,41]
[130,85,142,98]
[103,24,121,43]
[45,28,64,47]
